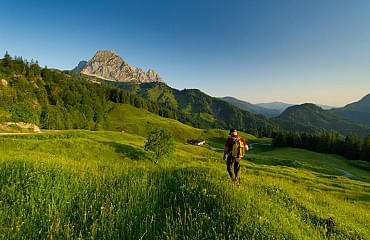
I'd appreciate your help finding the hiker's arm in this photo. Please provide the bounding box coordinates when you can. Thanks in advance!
[223,146,228,160]
[223,139,230,160]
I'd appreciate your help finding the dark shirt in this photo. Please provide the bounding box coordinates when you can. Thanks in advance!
[224,135,247,153]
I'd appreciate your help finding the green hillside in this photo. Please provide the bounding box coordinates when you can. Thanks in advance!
[102,81,276,130]
[274,103,370,136]
[103,103,256,144]
[0,130,369,239]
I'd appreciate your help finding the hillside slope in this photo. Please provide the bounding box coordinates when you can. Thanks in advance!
[331,94,370,125]
[104,104,256,143]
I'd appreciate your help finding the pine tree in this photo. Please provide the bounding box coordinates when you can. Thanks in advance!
[361,135,370,162]
[3,51,12,67]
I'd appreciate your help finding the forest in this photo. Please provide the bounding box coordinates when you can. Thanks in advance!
[272,131,370,162]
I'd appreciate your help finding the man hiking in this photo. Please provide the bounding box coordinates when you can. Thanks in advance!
[223,129,248,184]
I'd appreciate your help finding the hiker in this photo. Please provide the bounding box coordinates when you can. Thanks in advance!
[223,129,248,184]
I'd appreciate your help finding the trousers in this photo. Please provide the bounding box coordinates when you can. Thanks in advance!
[226,155,240,183]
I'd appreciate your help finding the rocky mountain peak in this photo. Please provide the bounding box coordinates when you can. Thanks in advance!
[73,60,87,72]
[91,50,122,63]
[74,50,164,83]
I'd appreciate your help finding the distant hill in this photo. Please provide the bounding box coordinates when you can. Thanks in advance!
[256,102,294,113]
[256,102,335,113]
[317,104,336,110]
[73,50,163,83]
[331,94,370,125]
[221,96,280,118]
[102,81,276,130]
[273,103,370,136]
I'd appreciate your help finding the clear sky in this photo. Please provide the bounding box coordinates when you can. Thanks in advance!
[1,0,369,107]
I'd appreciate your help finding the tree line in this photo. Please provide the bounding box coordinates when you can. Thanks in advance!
[272,131,370,162]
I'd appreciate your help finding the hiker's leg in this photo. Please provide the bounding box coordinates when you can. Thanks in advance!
[226,156,235,181]
[234,158,241,184]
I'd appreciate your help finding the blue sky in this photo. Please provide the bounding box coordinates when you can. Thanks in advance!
[1,0,369,106]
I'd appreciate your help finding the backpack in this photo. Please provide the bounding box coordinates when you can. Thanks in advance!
[231,137,245,158]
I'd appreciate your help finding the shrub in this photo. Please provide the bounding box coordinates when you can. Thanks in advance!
[144,128,174,163]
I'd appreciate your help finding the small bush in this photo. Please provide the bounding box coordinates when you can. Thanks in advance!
[144,128,174,163]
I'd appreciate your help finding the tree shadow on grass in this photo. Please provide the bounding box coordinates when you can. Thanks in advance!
[99,141,147,161]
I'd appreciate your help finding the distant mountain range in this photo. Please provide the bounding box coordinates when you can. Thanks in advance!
[74,50,163,83]
[255,102,294,114]
[100,80,369,136]
[221,97,281,118]
[222,97,336,118]
[1,50,368,138]
[71,50,369,136]
[273,103,370,136]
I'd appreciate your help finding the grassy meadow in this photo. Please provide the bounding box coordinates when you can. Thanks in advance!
[0,128,369,239]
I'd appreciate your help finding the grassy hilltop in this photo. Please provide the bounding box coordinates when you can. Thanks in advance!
[104,104,255,143]
[0,122,369,239]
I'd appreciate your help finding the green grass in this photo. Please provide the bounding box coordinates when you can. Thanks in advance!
[0,130,369,239]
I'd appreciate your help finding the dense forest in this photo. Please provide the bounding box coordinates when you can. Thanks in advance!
[272,131,370,162]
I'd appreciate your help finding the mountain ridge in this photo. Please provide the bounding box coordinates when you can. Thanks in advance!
[73,50,164,83]
[331,94,370,125]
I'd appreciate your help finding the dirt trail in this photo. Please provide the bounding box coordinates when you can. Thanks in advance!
[335,168,353,178]
[0,132,40,135]
[333,168,367,181]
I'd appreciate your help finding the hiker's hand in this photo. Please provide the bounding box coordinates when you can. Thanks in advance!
[223,155,226,160]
